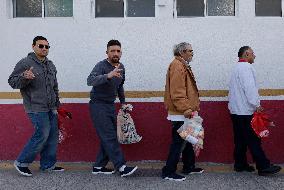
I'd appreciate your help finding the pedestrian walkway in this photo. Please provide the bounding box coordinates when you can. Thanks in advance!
[0,161,251,173]
[1,161,283,173]
[0,161,283,190]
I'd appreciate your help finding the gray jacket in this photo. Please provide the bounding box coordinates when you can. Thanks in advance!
[8,52,60,112]
[87,59,125,104]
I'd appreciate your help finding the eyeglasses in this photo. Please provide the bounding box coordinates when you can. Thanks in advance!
[184,49,193,53]
[37,44,50,49]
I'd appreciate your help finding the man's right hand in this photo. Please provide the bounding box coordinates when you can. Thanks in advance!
[184,109,193,118]
[22,67,35,80]
[107,64,122,79]
[256,106,264,112]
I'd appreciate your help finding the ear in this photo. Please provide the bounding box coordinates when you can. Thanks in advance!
[106,50,108,54]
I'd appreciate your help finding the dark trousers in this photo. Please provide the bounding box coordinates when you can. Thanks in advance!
[230,114,270,170]
[89,102,126,170]
[162,121,195,176]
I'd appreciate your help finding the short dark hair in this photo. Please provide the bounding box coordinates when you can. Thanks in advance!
[238,46,250,58]
[32,36,48,45]
[107,40,121,49]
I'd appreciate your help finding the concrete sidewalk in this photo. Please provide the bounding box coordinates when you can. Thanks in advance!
[0,161,238,172]
[0,161,283,190]
[1,161,283,173]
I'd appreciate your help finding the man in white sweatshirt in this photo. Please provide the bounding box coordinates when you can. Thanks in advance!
[228,46,281,176]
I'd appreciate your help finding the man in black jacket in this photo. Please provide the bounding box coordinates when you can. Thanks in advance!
[8,36,64,177]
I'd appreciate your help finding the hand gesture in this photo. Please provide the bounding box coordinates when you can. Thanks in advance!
[23,67,35,80]
[107,64,122,79]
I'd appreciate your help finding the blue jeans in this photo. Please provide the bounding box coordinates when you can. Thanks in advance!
[15,110,59,170]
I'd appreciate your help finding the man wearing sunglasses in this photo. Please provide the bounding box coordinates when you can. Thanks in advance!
[8,36,63,177]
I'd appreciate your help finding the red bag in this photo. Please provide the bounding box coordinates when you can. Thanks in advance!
[57,108,72,143]
[251,112,274,138]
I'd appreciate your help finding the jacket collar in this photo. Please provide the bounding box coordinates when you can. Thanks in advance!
[28,52,48,65]
[175,56,187,65]
[175,56,195,79]
[174,56,198,94]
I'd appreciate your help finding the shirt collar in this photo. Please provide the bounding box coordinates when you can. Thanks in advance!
[238,58,248,62]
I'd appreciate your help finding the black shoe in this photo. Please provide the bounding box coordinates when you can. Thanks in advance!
[234,165,255,172]
[120,166,138,177]
[14,163,32,177]
[92,167,115,175]
[162,173,186,181]
[52,166,65,172]
[258,165,282,176]
[182,167,204,175]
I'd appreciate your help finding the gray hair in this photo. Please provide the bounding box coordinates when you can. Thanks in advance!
[173,42,191,56]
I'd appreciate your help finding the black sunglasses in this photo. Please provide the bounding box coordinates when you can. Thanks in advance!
[37,44,50,49]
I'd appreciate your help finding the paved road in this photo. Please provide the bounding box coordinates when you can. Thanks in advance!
[0,161,283,190]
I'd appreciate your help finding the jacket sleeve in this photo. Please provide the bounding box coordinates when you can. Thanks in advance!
[8,59,32,89]
[53,67,60,108]
[239,66,260,108]
[169,64,192,112]
[87,63,109,87]
[117,66,125,104]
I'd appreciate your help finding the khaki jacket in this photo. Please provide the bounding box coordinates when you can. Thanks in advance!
[164,56,200,115]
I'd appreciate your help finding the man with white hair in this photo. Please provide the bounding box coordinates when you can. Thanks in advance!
[162,42,204,181]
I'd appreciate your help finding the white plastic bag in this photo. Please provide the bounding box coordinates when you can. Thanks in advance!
[177,112,204,156]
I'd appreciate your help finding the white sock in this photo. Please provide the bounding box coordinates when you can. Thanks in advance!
[119,165,126,172]
[94,167,102,169]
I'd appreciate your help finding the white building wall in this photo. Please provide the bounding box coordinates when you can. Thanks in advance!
[0,0,283,93]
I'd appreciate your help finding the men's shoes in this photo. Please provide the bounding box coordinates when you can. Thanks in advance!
[258,165,282,176]
[162,173,186,181]
[182,167,204,175]
[52,166,65,172]
[234,165,255,172]
[42,166,65,172]
[92,167,115,175]
[120,166,138,177]
[14,163,32,177]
